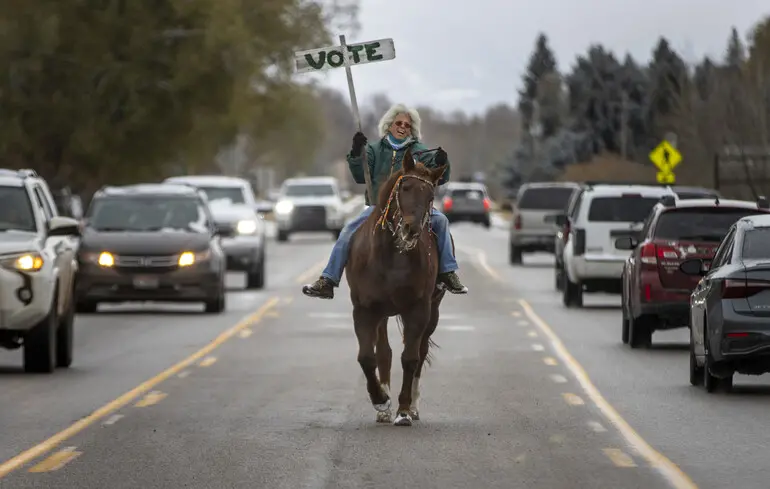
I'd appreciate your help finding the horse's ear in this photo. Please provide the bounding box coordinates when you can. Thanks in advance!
[403,147,415,173]
[429,164,447,184]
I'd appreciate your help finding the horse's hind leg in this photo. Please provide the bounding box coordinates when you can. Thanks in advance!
[375,318,393,423]
[411,294,442,421]
[353,307,390,413]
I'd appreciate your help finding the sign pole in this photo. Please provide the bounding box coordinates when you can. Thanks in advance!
[339,34,374,203]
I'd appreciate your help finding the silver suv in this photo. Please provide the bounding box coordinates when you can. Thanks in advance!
[0,169,81,373]
[509,182,580,264]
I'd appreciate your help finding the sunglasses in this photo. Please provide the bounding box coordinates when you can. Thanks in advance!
[393,121,411,130]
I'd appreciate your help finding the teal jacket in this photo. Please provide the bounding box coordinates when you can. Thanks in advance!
[347,137,451,205]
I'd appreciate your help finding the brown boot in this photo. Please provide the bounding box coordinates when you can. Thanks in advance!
[302,276,336,299]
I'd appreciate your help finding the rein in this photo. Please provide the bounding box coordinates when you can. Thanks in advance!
[375,174,435,253]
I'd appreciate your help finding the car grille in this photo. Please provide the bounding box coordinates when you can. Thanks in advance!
[293,205,326,222]
[114,254,179,273]
[215,222,236,238]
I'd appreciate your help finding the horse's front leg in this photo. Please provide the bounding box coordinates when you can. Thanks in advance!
[394,305,430,426]
[353,306,390,413]
[375,318,393,423]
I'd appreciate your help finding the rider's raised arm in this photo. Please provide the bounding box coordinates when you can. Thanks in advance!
[413,142,450,185]
[346,143,375,185]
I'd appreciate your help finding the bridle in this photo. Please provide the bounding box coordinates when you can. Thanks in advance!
[375,173,436,253]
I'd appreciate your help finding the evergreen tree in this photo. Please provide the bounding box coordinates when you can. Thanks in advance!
[518,33,558,136]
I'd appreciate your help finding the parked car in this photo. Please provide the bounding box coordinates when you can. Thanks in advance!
[75,184,227,313]
[273,177,346,241]
[558,183,677,307]
[163,175,261,214]
[617,195,770,348]
[438,182,491,227]
[682,211,770,392]
[510,182,581,264]
[0,169,80,373]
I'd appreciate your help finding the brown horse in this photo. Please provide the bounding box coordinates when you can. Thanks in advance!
[345,147,449,426]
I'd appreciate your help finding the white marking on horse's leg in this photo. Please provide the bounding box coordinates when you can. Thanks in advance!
[376,409,392,423]
[410,377,420,411]
[373,398,391,412]
[380,383,390,398]
[393,412,413,426]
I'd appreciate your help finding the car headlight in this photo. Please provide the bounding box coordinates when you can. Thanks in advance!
[0,252,44,272]
[97,251,114,267]
[178,250,210,267]
[236,219,258,235]
[274,200,293,214]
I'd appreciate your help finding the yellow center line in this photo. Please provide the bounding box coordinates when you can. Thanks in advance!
[0,296,280,479]
[28,447,81,473]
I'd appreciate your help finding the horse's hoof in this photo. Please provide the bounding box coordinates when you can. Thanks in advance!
[409,410,420,421]
[373,398,391,412]
[393,412,413,426]
[376,410,392,423]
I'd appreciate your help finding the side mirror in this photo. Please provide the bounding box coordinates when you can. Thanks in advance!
[48,216,81,237]
[680,259,707,276]
[614,236,637,250]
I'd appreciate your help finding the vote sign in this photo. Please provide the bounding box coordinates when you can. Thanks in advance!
[294,38,396,74]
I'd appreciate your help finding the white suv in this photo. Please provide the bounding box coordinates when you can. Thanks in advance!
[559,183,677,307]
[0,169,81,373]
[273,177,346,241]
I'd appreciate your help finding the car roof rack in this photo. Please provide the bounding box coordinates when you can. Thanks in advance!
[583,181,673,188]
[757,195,769,209]
[0,168,38,179]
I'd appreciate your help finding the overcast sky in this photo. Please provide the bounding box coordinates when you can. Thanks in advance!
[302,0,768,115]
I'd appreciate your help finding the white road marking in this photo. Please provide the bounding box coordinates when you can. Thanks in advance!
[549,374,568,384]
[102,414,124,426]
[531,344,545,351]
[588,421,607,433]
[443,325,475,332]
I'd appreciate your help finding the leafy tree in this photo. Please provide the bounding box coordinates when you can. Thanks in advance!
[0,0,354,194]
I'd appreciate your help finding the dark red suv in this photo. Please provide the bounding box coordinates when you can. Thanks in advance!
[617,195,770,348]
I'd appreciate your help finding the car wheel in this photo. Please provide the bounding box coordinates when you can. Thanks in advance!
[509,243,522,265]
[555,264,564,291]
[246,254,265,290]
[689,335,703,386]
[629,315,653,349]
[277,230,289,242]
[56,294,75,368]
[703,327,732,393]
[482,218,491,229]
[204,280,226,314]
[23,291,58,374]
[562,274,583,308]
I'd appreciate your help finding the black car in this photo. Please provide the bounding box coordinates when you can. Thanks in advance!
[682,212,770,392]
[75,184,226,313]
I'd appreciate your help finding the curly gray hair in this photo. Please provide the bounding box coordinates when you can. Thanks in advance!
[377,103,422,141]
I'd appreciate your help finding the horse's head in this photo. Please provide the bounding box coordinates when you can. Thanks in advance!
[376,147,447,251]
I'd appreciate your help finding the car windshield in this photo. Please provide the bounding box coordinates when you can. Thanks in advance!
[86,196,208,233]
[283,184,335,197]
[587,196,660,222]
[655,208,764,242]
[0,186,36,233]
[197,186,246,204]
[517,187,574,210]
[742,228,770,259]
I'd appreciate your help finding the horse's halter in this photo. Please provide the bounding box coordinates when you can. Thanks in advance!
[375,174,435,253]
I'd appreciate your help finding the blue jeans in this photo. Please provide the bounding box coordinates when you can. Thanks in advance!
[321,206,459,285]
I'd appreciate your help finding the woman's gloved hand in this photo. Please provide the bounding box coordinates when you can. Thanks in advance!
[351,132,367,155]
[435,147,448,166]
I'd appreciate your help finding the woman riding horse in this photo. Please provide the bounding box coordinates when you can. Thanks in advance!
[302,103,468,299]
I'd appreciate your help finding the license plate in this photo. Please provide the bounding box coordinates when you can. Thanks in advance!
[133,275,159,289]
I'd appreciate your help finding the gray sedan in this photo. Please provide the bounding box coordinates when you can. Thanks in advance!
[683,214,770,392]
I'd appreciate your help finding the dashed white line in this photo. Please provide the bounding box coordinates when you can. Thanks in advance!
[531,344,545,351]
[177,370,190,378]
[102,414,124,426]
[549,374,568,384]
[527,330,538,338]
[588,421,608,433]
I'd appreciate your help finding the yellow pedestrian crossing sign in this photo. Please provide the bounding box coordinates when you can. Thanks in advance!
[657,171,675,184]
[649,140,682,172]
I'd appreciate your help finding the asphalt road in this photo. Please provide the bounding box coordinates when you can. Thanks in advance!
[0,221,756,488]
